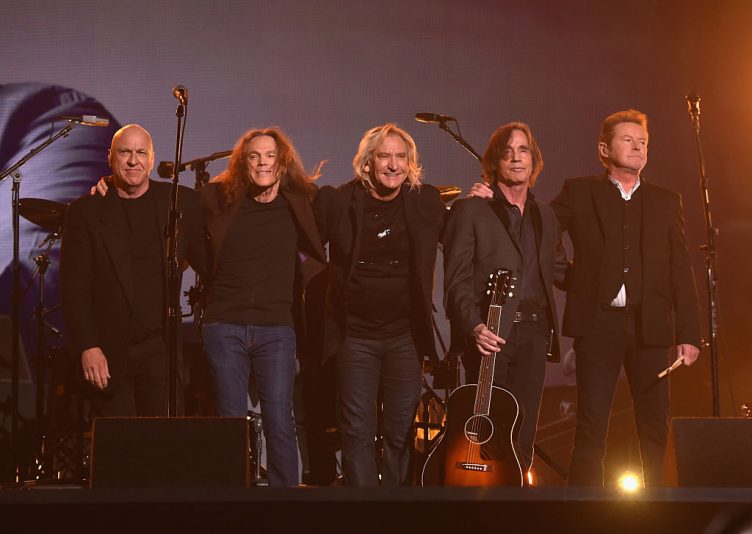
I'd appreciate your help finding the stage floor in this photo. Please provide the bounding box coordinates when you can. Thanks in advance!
[2,485,752,533]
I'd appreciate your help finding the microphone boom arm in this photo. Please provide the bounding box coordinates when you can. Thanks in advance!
[438,121,482,162]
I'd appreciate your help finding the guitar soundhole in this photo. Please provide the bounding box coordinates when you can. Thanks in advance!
[463,415,494,445]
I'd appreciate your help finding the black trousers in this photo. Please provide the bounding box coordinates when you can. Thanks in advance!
[463,319,549,471]
[567,307,670,486]
[89,334,167,417]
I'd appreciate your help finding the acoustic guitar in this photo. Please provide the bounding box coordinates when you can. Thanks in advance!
[421,268,525,487]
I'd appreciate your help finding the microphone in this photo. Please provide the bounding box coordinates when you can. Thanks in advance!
[57,115,110,127]
[172,85,188,105]
[415,112,455,124]
[686,92,701,122]
[157,149,233,178]
[157,161,176,179]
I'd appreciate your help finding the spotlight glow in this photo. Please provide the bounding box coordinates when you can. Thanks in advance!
[618,471,642,492]
[526,469,535,487]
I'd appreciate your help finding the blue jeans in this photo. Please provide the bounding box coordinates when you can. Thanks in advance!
[202,323,298,487]
[337,333,422,486]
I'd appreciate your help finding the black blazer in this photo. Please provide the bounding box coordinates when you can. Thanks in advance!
[550,174,701,347]
[313,180,445,362]
[61,179,200,376]
[443,194,567,362]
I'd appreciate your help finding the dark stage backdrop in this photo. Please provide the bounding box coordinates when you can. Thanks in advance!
[2,1,750,429]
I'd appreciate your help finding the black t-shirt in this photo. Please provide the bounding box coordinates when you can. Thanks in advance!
[119,189,164,343]
[205,193,297,326]
[346,191,412,338]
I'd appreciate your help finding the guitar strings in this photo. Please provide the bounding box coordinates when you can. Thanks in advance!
[467,303,501,466]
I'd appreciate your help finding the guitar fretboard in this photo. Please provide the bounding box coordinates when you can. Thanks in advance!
[474,304,501,416]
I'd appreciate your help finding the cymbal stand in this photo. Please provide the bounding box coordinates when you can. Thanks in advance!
[0,122,75,482]
[30,232,64,480]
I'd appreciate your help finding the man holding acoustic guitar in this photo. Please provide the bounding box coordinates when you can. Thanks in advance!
[442,122,567,483]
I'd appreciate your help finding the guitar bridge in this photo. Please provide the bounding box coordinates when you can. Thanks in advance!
[455,462,493,472]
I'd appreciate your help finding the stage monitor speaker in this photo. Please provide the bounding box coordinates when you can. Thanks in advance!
[664,417,752,487]
[90,417,249,488]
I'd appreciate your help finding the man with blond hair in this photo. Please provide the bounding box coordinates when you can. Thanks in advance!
[314,124,445,486]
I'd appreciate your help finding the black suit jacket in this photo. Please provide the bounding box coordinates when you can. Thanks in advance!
[313,180,445,362]
[61,179,200,376]
[443,194,567,362]
[550,174,701,347]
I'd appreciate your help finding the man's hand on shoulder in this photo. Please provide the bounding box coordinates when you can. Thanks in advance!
[468,182,493,199]
[89,176,110,197]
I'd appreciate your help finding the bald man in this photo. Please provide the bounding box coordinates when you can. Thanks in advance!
[61,124,200,416]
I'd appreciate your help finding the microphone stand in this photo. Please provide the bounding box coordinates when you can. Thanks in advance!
[157,149,231,181]
[166,100,187,417]
[180,152,229,322]
[437,119,482,162]
[182,161,209,323]
[0,122,76,482]
[686,93,721,416]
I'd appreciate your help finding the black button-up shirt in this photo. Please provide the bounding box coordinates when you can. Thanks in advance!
[493,186,547,312]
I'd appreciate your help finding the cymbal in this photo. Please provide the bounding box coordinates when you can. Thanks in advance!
[19,198,67,232]
[436,185,461,203]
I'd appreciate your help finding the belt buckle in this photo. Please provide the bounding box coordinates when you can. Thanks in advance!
[513,311,538,323]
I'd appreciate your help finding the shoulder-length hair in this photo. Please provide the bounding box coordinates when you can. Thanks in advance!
[214,127,319,208]
[482,121,544,188]
[352,123,422,190]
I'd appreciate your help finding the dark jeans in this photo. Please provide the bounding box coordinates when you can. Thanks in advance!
[90,334,167,417]
[202,323,298,487]
[463,320,549,471]
[337,333,422,486]
[567,308,670,487]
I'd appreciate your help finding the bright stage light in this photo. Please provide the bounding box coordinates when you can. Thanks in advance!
[618,471,642,492]
[526,469,535,487]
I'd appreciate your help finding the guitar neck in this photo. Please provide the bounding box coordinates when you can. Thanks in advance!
[474,304,502,416]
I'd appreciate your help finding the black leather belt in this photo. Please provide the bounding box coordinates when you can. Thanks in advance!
[513,311,539,323]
